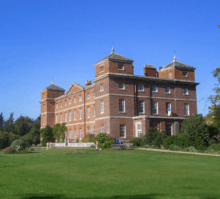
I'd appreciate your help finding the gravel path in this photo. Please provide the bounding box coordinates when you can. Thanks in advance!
[136,148,220,157]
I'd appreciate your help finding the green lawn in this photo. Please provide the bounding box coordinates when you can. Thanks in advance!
[0,148,220,199]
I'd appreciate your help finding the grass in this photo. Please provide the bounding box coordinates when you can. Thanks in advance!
[0,147,220,199]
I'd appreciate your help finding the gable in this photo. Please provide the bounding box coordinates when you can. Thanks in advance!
[66,83,84,95]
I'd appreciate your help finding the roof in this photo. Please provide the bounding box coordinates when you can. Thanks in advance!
[65,83,84,95]
[159,57,195,72]
[42,83,65,92]
[94,50,134,66]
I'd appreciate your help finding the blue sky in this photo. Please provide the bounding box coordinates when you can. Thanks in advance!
[0,0,219,120]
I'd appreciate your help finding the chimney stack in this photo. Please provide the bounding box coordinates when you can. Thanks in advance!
[144,65,157,77]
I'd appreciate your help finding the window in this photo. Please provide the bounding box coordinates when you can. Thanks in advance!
[79,95,82,101]
[65,113,67,122]
[79,129,82,140]
[118,65,124,70]
[56,115,58,123]
[100,84,104,91]
[43,93,45,98]
[93,91,95,98]
[136,122,142,138]
[60,102,62,107]
[56,104,58,109]
[182,72,187,77]
[60,114,62,123]
[119,99,125,113]
[184,104,189,116]
[166,103,171,116]
[138,84,144,91]
[119,83,125,90]
[165,87,171,94]
[100,66,104,72]
[79,109,82,120]
[87,127,90,135]
[43,116,45,125]
[153,123,159,131]
[152,101,158,114]
[69,99,71,104]
[69,130,71,139]
[65,101,67,106]
[94,105,95,117]
[43,105,45,110]
[74,129,77,139]
[139,101,144,114]
[183,88,189,95]
[74,110,76,121]
[100,100,104,114]
[87,93,90,99]
[101,125,104,133]
[74,97,76,103]
[87,106,90,118]
[166,124,172,136]
[152,86,158,92]
[69,111,71,121]
[120,124,126,138]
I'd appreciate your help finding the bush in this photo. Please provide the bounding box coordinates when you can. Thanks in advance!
[129,137,142,147]
[95,133,114,149]
[141,127,166,147]
[0,132,9,149]
[208,143,220,151]
[163,135,191,149]
[10,139,26,151]
[185,146,197,152]
[4,147,12,154]
[21,133,32,148]
[82,134,95,143]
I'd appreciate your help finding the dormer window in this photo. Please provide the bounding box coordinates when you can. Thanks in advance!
[100,67,104,73]
[182,72,187,77]
[118,65,124,70]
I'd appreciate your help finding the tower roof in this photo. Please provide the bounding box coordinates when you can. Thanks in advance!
[42,83,65,92]
[94,50,134,66]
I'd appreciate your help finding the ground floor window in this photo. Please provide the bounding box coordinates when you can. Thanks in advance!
[79,129,82,140]
[74,129,77,139]
[101,125,104,133]
[120,124,126,138]
[166,124,172,136]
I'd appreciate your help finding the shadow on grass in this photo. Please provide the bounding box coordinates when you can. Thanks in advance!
[20,193,164,199]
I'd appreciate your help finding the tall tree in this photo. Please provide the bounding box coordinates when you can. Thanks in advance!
[13,116,33,136]
[0,112,3,130]
[40,125,54,146]
[3,113,14,133]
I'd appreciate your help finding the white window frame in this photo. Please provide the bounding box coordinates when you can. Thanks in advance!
[56,104,58,109]
[69,99,71,105]
[43,116,45,125]
[120,124,126,138]
[138,101,145,114]
[69,111,71,122]
[135,122,142,138]
[152,101,158,115]
[118,65,124,71]
[79,108,82,120]
[182,72,187,77]
[79,95,82,101]
[166,102,171,116]
[74,129,77,139]
[60,114,62,123]
[87,93,90,100]
[56,115,58,123]
[119,99,125,113]
[119,83,125,90]
[100,84,104,92]
[79,129,82,140]
[100,66,104,73]
[152,85,158,93]
[87,127,90,135]
[101,125,104,133]
[65,113,67,122]
[184,104,189,116]
[74,110,76,121]
[100,100,104,114]
[183,88,189,95]
[138,84,144,92]
[69,130,71,139]
[74,97,76,103]
[165,87,171,94]
[87,106,90,119]
[43,93,45,98]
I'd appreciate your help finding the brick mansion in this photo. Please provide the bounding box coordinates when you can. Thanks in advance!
[40,48,199,142]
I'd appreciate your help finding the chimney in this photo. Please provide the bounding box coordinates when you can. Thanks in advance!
[86,80,91,86]
[144,65,157,77]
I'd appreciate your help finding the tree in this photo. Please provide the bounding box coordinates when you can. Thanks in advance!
[13,116,33,136]
[0,112,3,130]
[179,114,210,149]
[53,123,67,143]
[40,125,54,146]
[0,132,9,149]
[2,113,14,133]
[29,116,40,145]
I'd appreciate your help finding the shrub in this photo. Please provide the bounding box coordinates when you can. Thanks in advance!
[141,127,166,147]
[0,132,9,149]
[40,126,54,146]
[95,133,114,149]
[129,137,142,147]
[163,135,191,149]
[21,133,32,148]
[10,139,26,151]
[4,147,12,154]
[185,146,197,152]
[208,143,220,151]
[82,134,95,143]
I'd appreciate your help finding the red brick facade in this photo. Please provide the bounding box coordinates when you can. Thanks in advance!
[40,51,199,142]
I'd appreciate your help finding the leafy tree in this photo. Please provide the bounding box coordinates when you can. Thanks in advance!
[3,113,14,133]
[53,123,67,143]
[13,116,33,136]
[29,116,40,145]
[179,114,210,149]
[0,132,9,149]
[95,133,114,149]
[40,125,54,146]
[0,112,3,130]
